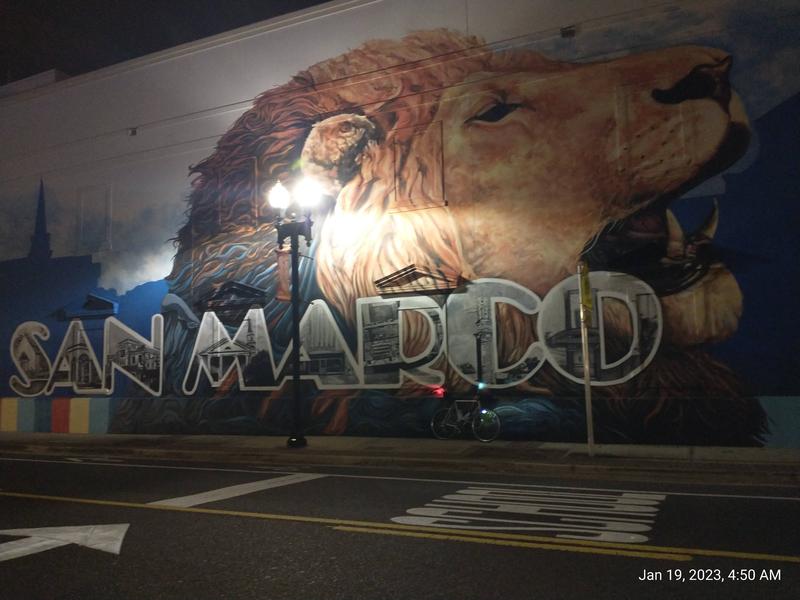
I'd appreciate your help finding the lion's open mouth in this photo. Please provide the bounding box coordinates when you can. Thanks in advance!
[582,66,750,297]
[582,200,720,296]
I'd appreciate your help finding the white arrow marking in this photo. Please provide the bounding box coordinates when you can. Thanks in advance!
[0,524,130,562]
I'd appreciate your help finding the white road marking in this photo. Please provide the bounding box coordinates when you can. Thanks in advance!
[147,473,327,507]
[1,456,797,502]
[392,485,666,542]
[0,524,129,562]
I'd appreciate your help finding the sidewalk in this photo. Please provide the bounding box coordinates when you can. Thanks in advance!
[0,432,798,486]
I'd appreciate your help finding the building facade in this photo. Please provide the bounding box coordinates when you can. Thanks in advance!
[0,0,798,446]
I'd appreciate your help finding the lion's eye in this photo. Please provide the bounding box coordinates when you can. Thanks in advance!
[469,102,522,123]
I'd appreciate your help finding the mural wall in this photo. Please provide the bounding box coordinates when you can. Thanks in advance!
[1,0,798,446]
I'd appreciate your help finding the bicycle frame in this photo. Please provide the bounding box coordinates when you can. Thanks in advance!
[431,396,500,442]
[449,399,481,428]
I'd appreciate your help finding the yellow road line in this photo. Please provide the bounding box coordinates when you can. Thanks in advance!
[2,490,799,564]
[333,526,692,561]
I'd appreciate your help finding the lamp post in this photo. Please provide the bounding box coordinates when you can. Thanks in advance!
[577,260,595,457]
[267,178,323,448]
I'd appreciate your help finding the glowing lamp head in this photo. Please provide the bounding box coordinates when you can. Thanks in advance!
[433,386,446,399]
[267,177,324,212]
[267,181,291,210]
[293,177,324,209]
[477,382,487,391]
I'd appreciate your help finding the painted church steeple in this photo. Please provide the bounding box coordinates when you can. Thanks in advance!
[28,179,52,263]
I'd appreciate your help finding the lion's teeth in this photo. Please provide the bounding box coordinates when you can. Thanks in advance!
[695,198,719,240]
[665,209,685,258]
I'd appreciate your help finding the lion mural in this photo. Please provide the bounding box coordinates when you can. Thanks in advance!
[163,30,764,445]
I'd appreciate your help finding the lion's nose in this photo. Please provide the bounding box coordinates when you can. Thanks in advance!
[651,55,732,107]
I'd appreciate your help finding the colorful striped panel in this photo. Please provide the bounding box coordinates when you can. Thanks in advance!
[0,397,112,434]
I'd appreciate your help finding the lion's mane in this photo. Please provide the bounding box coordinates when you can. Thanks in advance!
[169,30,561,303]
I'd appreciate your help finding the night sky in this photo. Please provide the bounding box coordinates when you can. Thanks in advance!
[0,0,329,86]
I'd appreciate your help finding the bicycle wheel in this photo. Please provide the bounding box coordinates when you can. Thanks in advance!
[471,408,500,442]
[431,407,459,439]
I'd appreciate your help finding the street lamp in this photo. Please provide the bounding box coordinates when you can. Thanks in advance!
[267,177,324,448]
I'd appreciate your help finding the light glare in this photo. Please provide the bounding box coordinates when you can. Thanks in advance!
[293,177,324,208]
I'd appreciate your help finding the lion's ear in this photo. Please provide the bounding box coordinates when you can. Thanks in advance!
[300,114,379,195]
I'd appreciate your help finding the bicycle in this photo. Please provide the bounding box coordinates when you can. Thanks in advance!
[430,397,501,442]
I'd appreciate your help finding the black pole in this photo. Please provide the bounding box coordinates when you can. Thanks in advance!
[287,225,307,448]
[475,333,483,385]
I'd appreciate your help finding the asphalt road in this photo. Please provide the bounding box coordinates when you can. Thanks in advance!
[0,456,797,600]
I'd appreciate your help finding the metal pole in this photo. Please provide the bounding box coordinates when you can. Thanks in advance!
[474,333,483,385]
[287,226,307,448]
[578,261,595,457]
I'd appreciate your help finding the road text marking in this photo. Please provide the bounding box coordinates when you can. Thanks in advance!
[393,485,665,543]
